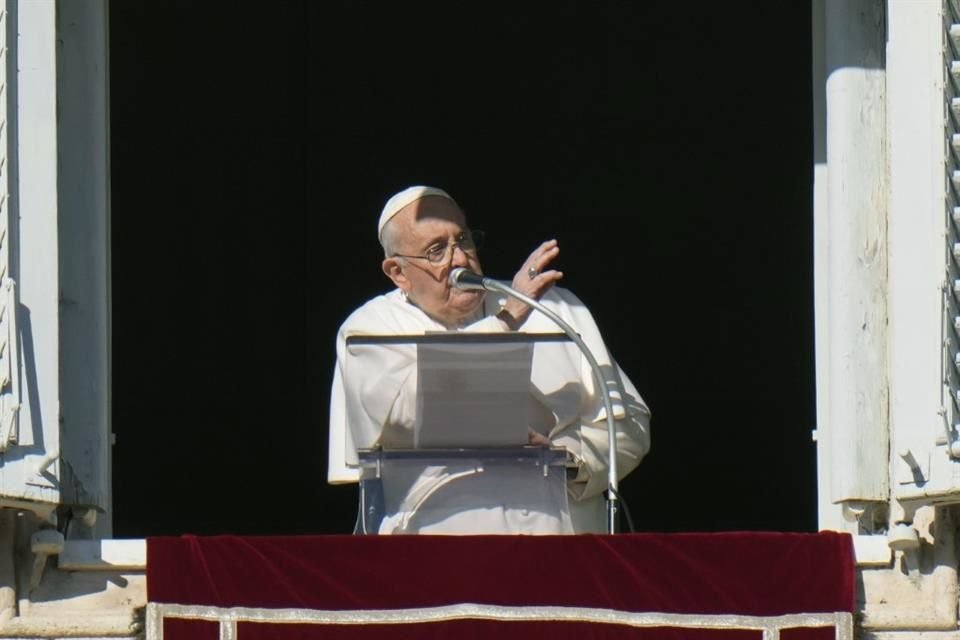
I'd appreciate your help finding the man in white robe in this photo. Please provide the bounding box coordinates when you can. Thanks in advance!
[327,186,651,533]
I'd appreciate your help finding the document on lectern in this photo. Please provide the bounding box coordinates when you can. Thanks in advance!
[414,339,533,448]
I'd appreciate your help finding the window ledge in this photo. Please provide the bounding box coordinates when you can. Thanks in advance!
[57,539,146,571]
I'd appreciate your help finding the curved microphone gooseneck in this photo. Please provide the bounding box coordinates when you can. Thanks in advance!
[449,267,620,534]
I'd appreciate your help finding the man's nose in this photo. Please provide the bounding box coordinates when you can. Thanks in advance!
[450,243,470,267]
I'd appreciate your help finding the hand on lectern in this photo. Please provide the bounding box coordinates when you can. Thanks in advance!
[527,428,551,446]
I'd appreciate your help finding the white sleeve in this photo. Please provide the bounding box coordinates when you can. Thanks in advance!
[537,290,651,502]
[463,314,512,333]
[327,298,418,483]
[327,363,360,483]
[567,361,651,501]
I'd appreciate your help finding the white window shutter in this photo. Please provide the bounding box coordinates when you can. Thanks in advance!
[945,3,960,464]
[0,0,62,517]
[890,0,960,505]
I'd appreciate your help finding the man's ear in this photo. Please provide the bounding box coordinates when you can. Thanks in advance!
[382,257,411,292]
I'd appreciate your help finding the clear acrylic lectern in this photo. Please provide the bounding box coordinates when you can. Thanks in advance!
[344,332,573,535]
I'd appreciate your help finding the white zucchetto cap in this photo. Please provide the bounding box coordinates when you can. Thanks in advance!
[378,185,456,245]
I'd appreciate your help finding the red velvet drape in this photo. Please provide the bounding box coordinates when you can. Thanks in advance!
[147,532,854,639]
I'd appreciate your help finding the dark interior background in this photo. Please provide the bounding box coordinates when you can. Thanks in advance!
[109,1,815,536]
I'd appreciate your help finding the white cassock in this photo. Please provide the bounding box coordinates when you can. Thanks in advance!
[327,286,651,534]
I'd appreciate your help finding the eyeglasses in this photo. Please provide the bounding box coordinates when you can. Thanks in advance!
[392,230,485,265]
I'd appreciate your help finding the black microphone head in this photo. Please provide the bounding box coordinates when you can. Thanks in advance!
[449,268,486,290]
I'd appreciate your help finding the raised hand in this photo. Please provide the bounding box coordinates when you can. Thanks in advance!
[497,239,563,329]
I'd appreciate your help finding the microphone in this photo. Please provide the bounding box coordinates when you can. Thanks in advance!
[449,267,492,291]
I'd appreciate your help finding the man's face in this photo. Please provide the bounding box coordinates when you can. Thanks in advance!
[381,197,485,328]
